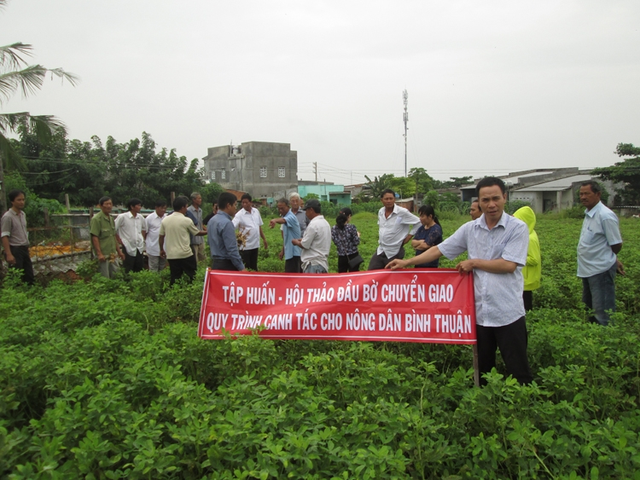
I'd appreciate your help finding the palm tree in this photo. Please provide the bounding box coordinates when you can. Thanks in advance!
[0,0,78,212]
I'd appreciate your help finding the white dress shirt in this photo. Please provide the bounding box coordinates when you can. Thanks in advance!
[232,207,263,250]
[376,205,421,257]
[115,211,146,255]
[300,215,332,272]
[145,211,166,257]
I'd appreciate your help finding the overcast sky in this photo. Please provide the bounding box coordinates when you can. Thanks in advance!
[2,0,639,185]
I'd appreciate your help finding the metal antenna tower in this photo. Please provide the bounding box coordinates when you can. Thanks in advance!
[403,90,408,177]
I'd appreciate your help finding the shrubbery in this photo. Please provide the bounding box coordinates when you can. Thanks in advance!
[1,214,639,478]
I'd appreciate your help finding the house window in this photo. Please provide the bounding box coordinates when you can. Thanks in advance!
[260,167,267,178]
[221,170,226,180]
[210,171,216,180]
[278,167,285,178]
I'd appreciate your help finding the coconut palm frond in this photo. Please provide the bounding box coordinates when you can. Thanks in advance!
[0,42,33,71]
[0,64,78,103]
[0,112,66,171]
[0,111,66,140]
[0,131,26,171]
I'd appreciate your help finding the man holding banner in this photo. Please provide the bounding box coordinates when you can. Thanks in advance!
[387,177,533,386]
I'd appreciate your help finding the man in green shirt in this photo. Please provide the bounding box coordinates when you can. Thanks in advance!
[90,196,124,278]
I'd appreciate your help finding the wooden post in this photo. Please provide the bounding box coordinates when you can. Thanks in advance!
[89,206,94,260]
[472,344,480,387]
[0,152,6,215]
[65,194,74,249]
[170,191,175,207]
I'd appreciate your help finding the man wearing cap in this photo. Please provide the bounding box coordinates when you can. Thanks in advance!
[292,199,331,273]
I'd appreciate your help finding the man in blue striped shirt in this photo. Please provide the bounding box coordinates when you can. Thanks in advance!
[388,177,532,386]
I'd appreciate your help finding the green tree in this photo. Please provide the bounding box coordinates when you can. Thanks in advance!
[592,143,640,205]
[70,132,206,207]
[363,174,394,200]
[408,167,436,195]
[200,181,225,205]
[388,175,415,198]
[0,0,77,212]
[448,176,473,187]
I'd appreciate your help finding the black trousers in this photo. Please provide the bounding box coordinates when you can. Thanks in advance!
[285,256,301,273]
[338,253,362,273]
[523,291,533,312]
[7,245,34,285]
[212,258,240,271]
[168,255,197,285]
[240,248,259,271]
[123,250,144,273]
[367,246,405,271]
[476,316,532,386]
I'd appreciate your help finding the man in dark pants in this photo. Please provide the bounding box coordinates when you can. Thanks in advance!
[159,196,205,285]
[268,198,302,273]
[387,177,532,386]
[368,189,420,270]
[577,180,623,326]
[207,192,245,271]
[232,193,267,270]
[115,198,147,273]
[1,190,35,285]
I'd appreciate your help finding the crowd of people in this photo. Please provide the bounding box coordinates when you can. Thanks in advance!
[1,178,625,384]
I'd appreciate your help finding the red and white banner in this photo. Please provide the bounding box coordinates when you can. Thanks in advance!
[199,269,476,344]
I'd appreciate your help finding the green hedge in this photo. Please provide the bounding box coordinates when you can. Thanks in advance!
[1,216,640,478]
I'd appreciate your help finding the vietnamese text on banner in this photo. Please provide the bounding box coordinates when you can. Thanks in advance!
[198,269,476,344]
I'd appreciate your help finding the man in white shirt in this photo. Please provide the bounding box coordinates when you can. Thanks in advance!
[232,193,268,271]
[292,199,331,273]
[367,189,421,270]
[115,198,147,273]
[145,200,168,272]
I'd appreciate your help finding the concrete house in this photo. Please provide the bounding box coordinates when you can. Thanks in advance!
[297,181,351,206]
[203,142,298,201]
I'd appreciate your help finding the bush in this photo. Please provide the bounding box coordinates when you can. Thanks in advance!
[2,214,640,478]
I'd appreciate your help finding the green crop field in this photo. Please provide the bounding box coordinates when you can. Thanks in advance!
[1,213,639,479]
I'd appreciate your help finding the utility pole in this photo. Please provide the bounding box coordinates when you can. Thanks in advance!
[403,90,408,177]
[313,162,318,183]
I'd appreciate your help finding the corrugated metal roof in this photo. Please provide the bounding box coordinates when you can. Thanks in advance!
[501,171,555,183]
[516,174,592,192]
